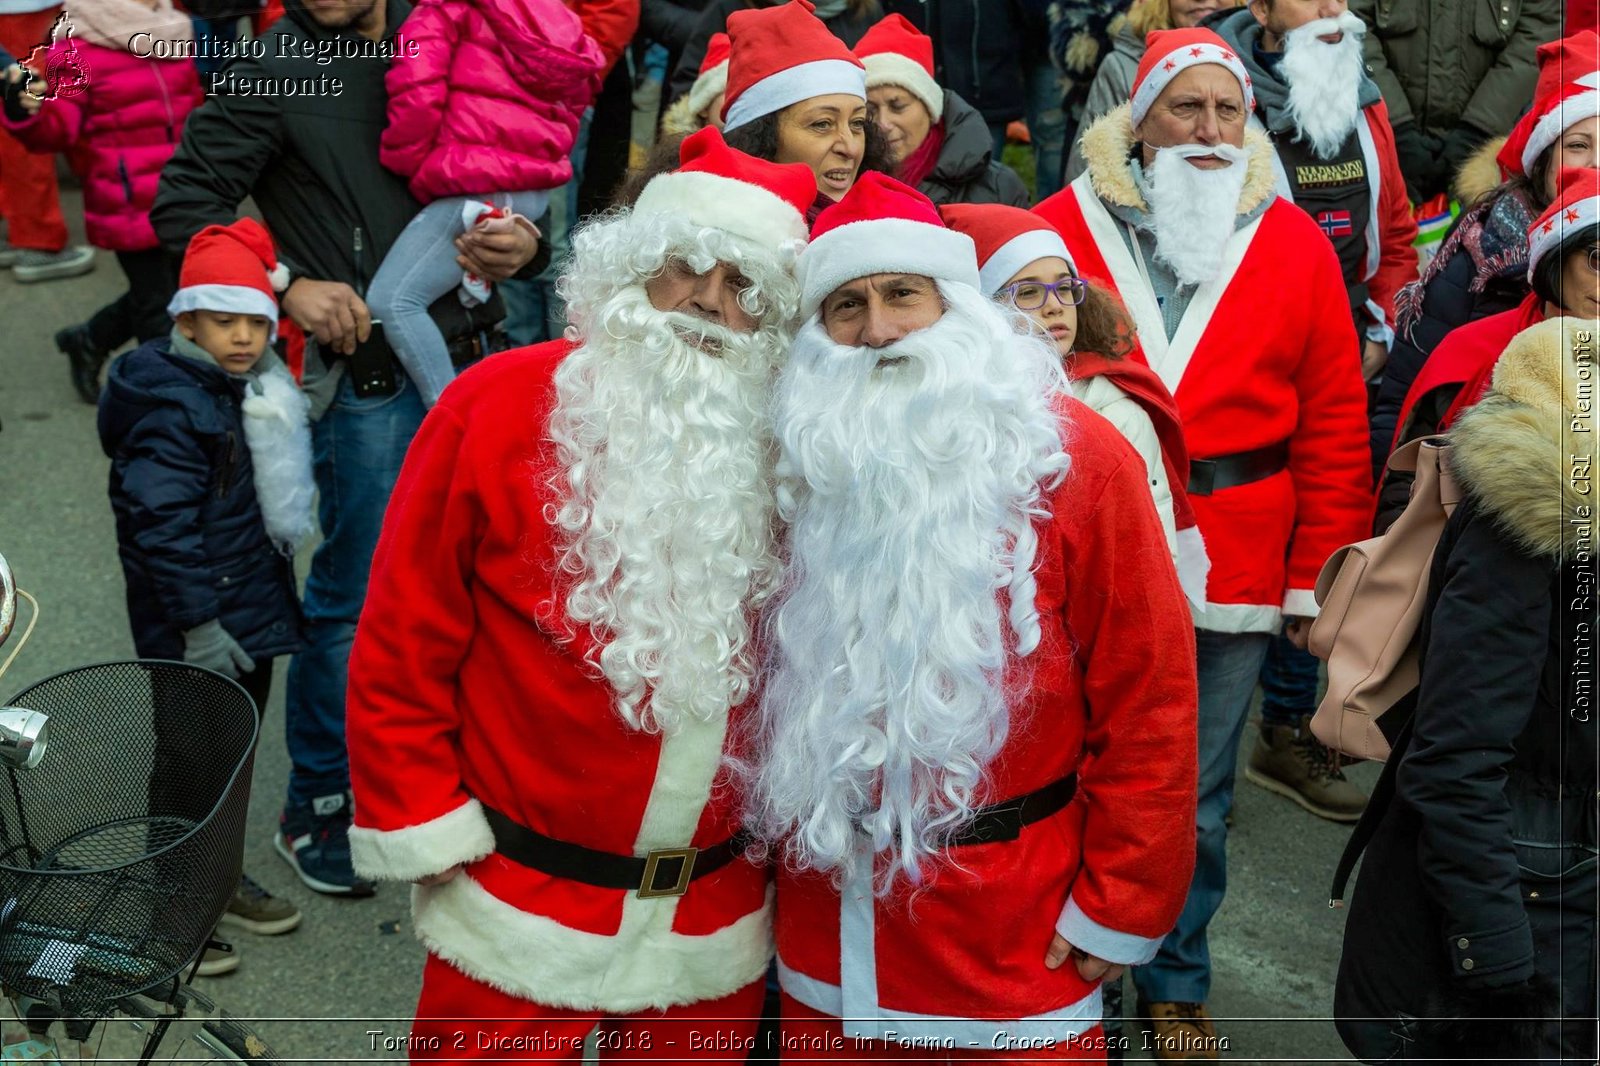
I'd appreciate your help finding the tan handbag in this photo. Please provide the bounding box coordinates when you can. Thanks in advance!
[1307,437,1461,762]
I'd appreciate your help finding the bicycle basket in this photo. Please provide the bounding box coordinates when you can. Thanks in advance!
[0,661,258,1015]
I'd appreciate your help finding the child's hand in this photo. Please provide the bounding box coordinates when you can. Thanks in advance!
[3,65,43,118]
[455,214,539,283]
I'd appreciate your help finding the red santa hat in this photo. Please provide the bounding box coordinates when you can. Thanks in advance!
[1129,28,1254,128]
[854,13,944,123]
[722,0,867,133]
[799,171,979,318]
[939,203,1076,295]
[684,32,732,124]
[1527,167,1600,280]
[167,218,289,339]
[1497,31,1600,178]
[634,126,817,249]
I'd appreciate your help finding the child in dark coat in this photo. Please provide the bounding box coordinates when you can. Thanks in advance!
[98,218,314,972]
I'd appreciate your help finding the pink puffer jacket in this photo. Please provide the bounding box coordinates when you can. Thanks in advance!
[2,39,201,252]
[382,0,605,203]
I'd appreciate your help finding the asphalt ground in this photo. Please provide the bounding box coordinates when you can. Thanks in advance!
[0,188,1379,1063]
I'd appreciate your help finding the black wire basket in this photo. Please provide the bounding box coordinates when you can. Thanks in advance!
[0,661,258,1016]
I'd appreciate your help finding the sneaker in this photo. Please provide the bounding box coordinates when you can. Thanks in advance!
[275,792,376,897]
[1245,716,1367,823]
[0,241,21,268]
[220,872,303,935]
[193,944,239,977]
[11,245,95,283]
[54,324,107,405]
[1142,1002,1220,1061]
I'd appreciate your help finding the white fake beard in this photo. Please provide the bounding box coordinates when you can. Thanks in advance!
[548,284,784,735]
[744,285,1070,890]
[1145,142,1250,288]
[1280,11,1368,158]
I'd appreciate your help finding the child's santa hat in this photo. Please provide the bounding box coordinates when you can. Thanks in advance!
[1527,166,1600,280]
[1498,31,1600,179]
[939,203,1076,294]
[634,126,818,250]
[855,14,943,123]
[722,0,866,133]
[799,171,979,319]
[1129,28,1254,128]
[167,218,289,340]
[685,32,732,124]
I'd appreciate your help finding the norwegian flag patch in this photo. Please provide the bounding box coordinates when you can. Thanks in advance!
[1316,210,1354,238]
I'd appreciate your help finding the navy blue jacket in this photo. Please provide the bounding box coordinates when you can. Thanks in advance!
[98,338,303,662]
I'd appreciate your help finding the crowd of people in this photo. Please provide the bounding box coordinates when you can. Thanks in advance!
[0,0,1596,1061]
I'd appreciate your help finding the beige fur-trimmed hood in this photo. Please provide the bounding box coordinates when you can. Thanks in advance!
[1076,103,1279,215]
[1451,317,1600,559]
[1453,136,1509,205]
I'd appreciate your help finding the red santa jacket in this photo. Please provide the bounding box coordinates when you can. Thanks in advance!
[346,341,771,1013]
[1034,106,1372,633]
[777,400,1199,1042]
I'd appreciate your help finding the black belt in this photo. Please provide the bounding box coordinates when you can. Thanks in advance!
[945,773,1079,847]
[481,804,755,899]
[1187,441,1290,497]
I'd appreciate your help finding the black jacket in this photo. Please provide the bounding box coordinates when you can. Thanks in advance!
[640,0,710,52]
[99,340,303,662]
[1335,326,1598,1063]
[150,0,509,344]
[666,0,880,106]
[881,0,1026,125]
[1369,187,1534,486]
[914,89,1028,208]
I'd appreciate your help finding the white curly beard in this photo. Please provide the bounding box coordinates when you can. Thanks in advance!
[547,284,785,736]
[744,285,1070,890]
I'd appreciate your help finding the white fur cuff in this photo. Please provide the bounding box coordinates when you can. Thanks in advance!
[1055,895,1164,966]
[349,798,497,882]
[1282,588,1321,619]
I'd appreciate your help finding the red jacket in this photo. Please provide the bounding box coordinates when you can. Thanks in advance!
[1393,292,1545,446]
[383,0,605,203]
[2,38,201,252]
[1036,110,1372,632]
[565,0,638,78]
[1353,99,1420,340]
[777,399,1198,1039]
[346,342,771,1013]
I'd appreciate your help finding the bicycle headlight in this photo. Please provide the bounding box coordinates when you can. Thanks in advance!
[0,708,48,769]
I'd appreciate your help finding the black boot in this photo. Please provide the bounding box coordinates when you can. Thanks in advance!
[55,324,107,405]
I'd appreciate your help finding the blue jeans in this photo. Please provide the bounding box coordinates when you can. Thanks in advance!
[1024,59,1066,200]
[1132,628,1272,1005]
[1258,627,1322,726]
[501,107,592,346]
[368,189,550,406]
[283,370,425,811]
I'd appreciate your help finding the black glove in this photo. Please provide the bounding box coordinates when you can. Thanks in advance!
[1,65,32,124]
[1391,121,1436,203]
[1416,975,1561,1063]
[1437,124,1491,198]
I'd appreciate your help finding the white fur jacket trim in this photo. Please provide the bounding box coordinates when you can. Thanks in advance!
[241,363,316,553]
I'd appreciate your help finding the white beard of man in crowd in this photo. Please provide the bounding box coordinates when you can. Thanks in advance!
[1144,142,1251,287]
[745,283,1070,891]
[1279,10,1369,158]
[546,211,796,736]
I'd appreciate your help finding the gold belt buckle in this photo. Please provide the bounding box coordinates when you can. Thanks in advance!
[638,847,698,899]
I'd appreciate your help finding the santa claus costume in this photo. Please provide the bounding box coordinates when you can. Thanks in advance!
[344,128,818,1060]
[1032,27,1370,1035]
[745,174,1199,1058]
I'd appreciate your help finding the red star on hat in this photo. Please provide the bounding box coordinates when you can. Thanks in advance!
[1163,59,1176,70]
[1220,50,1234,61]
[1527,168,1600,281]
[1566,208,1582,223]
[1544,219,1557,233]
[1189,46,1203,56]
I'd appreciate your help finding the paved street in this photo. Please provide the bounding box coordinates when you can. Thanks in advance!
[0,188,1377,1063]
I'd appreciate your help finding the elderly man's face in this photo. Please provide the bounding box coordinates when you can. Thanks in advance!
[1135,65,1248,170]
[645,256,759,337]
[819,273,944,348]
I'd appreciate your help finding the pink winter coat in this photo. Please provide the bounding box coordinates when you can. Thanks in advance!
[2,39,201,252]
[382,0,605,203]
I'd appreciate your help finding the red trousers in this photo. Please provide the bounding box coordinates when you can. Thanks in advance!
[408,952,765,1062]
[0,6,67,252]
[780,995,1108,1064]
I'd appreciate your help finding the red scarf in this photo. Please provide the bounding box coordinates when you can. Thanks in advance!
[896,121,946,190]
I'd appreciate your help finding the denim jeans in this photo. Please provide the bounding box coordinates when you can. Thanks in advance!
[368,188,550,406]
[1024,58,1066,201]
[1132,628,1272,1005]
[1258,627,1322,727]
[283,370,425,811]
[501,107,592,347]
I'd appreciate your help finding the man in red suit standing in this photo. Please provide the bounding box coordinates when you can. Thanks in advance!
[745,172,1200,1061]
[343,128,817,1060]
[1034,26,1371,1059]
